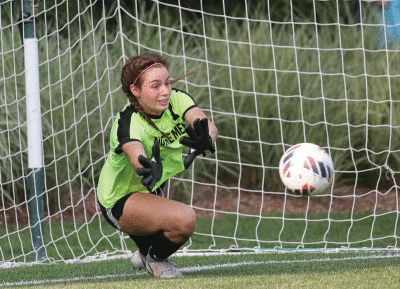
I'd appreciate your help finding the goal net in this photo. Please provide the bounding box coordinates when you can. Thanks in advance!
[1,0,399,267]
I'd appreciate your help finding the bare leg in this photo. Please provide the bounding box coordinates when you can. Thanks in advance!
[118,192,196,244]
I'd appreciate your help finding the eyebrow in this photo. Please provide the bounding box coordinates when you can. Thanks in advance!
[148,76,170,84]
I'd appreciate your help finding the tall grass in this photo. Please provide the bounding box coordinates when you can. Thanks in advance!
[182,3,400,190]
[0,1,399,209]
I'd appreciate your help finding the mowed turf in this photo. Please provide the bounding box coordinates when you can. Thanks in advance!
[2,252,400,288]
[32,267,400,289]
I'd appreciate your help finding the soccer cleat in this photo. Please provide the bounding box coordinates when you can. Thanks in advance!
[145,255,183,278]
[130,250,146,270]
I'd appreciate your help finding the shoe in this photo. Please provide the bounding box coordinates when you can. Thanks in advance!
[131,250,177,271]
[146,255,183,278]
[130,250,146,270]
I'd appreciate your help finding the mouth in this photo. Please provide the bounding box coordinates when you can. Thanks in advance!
[158,99,169,106]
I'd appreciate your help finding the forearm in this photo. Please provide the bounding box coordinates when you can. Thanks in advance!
[207,119,218,143]
[122,141,147,170]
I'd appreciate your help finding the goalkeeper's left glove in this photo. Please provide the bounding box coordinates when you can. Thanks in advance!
[179,118,215,169]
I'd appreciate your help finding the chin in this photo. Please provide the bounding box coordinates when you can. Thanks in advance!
[151,105,168,115]
[157,102,169,110]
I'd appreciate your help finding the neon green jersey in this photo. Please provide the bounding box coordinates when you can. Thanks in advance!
[97,88,197,208]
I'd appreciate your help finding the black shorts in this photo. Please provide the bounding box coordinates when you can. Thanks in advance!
[98,183,165,231]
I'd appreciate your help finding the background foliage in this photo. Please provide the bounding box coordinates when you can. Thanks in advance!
[0,0,398,209]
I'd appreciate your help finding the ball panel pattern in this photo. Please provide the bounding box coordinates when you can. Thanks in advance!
[279,143,334,196]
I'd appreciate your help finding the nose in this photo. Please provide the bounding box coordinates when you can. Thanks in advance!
[161,83,171,96]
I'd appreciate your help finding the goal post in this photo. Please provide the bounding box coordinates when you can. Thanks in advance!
[1,0,400,268]
[20,0,46,261]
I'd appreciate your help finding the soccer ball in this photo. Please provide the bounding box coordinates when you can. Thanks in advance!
[279,143,334,196]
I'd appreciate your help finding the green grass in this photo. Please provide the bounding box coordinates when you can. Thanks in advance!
[1,211,400,265]
[2,252,400,288]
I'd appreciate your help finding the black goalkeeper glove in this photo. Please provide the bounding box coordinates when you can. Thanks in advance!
[136,140,163,193]
[179,118,215,169]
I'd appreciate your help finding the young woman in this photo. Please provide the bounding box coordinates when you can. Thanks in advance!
[97,53,218,278]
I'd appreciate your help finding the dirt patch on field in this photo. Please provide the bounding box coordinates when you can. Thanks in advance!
[190,184,399,217]
[1,184,398,226]
[0,188,99,227]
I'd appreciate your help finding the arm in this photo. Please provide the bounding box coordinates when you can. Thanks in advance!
[184,107,218,143]
[122,141,147,170]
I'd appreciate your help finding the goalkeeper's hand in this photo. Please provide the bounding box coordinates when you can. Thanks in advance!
[179,118,215,169]
[136,141,163,193]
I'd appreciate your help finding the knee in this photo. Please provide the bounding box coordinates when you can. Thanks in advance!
[176,206,196,238]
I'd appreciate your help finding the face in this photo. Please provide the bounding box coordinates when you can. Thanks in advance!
[130,65,172,115]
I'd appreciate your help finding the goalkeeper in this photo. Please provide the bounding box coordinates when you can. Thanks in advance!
[97,53,218,278]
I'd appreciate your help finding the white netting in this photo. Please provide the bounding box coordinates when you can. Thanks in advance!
[1,0,400,267]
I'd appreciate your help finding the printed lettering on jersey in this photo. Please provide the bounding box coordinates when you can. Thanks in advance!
[155,122,186,146]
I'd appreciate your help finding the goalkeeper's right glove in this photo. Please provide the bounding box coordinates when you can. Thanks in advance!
[136,141,163,193]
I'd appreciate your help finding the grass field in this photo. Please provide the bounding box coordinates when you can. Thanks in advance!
[2,212,400,288]
[2,211,400,264]
[2,251,400,288]
[2,2,400,287]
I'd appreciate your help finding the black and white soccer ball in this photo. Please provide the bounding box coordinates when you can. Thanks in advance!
[279,143,334,196]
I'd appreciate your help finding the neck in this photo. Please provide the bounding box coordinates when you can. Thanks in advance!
[143,104,163,116]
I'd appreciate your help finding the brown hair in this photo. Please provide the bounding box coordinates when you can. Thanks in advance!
[121,53,196,142]
[121,53,171,140]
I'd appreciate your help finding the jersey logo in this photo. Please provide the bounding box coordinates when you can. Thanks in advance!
[155,122,186,146]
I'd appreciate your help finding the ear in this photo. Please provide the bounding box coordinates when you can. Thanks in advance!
[130,84,140,98]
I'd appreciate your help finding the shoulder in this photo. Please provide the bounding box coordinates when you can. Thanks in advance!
[169,88,197,120]
[114,103,141,129]
[117,103,137,119]
[113,104,147,140]
[170,88,196,104]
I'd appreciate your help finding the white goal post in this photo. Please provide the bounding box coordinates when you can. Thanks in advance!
[1,0,400,267]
